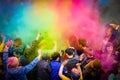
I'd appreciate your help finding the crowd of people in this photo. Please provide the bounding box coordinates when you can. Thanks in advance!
[0,22,120,80]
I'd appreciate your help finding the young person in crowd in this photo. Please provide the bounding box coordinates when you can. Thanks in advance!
[83,59,102,80]
[36,54,51,80]
[65,47,79,79]
[3,45,42,80]
[50,52,61,80]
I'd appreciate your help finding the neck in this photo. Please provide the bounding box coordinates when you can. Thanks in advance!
[68,55,73,58]
[56,57,60,61]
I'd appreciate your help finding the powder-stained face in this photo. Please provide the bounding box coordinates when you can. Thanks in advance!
[105,27,113,37]
[71,68,80,75]
[106,45,113,54]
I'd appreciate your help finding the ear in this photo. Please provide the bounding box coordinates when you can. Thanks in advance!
[66,53,69,57]
[56,57,60,61]
[46,60,49,62]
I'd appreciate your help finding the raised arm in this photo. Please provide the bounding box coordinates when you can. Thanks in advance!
[0,36,5,52]
[3,46,9,79]
[59,61,70,80]
[76,63,83,80]
[22,49,41,74]
[36,33,41,41]
[59,64,64,78]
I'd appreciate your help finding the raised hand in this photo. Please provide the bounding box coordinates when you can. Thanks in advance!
[36,33,41,40]
[62,60,67,66]
[76,63,81,67]
[6,39,13,47]
[37,49,42,60]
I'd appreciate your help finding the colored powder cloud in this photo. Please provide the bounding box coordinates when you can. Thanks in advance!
[3,0,105,51]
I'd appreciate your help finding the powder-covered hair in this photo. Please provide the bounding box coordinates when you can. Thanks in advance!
[8,57,19,68]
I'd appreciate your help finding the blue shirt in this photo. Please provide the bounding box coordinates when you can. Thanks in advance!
[50,60,61,80]
[3,51,39,80]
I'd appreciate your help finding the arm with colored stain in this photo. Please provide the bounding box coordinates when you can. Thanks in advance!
[22,50,41,74]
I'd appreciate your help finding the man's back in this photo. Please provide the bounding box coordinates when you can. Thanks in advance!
[37,60,51,80]
[50,60,61,80]
[65,56,79,78]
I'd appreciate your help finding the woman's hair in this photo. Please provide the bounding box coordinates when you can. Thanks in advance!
[8,57,19,68]
[93,59,102,69]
